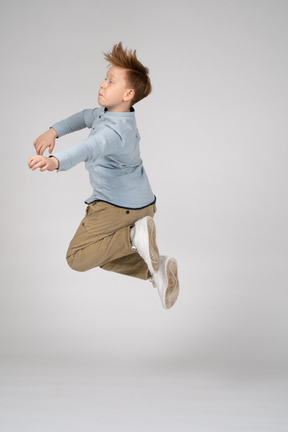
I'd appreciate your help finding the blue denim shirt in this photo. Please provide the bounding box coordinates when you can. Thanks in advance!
[51,107,155,209]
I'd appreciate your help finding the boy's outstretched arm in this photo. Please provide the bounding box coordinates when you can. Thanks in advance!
[28,155,59,172]
[33,128,58,155]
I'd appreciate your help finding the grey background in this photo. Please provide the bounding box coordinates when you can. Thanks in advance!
[0,0,287,431]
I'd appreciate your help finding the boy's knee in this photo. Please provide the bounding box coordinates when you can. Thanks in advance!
[66,254,100,272]
[66,255,85,272]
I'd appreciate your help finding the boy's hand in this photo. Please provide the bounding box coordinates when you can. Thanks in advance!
[33,128,58,155]
[28,155,59,172]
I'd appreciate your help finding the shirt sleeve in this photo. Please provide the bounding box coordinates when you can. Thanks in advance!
[52,126,121,171]
[51,108,98,138]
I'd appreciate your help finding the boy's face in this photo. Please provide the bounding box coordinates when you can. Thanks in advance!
[98,66,134,112]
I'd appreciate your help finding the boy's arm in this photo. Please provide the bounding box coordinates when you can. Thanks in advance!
[51,109,97,138]
[53,127,120,171]
[29,126,120,173]
[33,109,98,156]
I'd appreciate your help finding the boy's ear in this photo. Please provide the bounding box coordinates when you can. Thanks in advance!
[123,88,135,102]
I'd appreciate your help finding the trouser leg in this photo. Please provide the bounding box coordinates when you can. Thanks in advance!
[101,253,150,280]
[66,201,156,279]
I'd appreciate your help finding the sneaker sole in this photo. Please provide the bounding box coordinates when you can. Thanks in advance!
[147,217,160,273]
[165,258,179,309]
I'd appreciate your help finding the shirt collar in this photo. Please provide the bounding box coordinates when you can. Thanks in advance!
[104,107,135,113]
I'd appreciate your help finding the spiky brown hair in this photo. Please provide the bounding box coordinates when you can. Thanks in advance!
[103,42,152,105]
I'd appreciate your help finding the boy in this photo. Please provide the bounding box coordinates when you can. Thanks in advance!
[28,42,179,309]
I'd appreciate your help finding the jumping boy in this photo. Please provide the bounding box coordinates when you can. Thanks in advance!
[28,42,179,309]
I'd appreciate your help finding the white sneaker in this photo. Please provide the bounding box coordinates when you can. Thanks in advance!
[132,216,160,275]
[151,256,179,309]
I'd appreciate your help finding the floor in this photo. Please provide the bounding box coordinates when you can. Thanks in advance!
[1,359,287,432]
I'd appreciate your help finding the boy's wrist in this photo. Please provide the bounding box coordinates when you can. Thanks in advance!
[49,127,58,138]
[49,156,59,170]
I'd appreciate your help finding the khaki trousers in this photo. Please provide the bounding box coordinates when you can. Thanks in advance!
[66,201,157,280]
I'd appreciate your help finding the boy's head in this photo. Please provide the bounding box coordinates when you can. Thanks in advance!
[99,42,152,111]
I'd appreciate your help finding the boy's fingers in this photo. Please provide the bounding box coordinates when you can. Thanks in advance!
[40,161,49,171]
[30,156,39,164]
[28,156,44,170]
[30,161,40,170]
[49,143,55,154]
[36,145,43,155]
[28,157,36,168]
[33,140,44,155]
[34,141,40,153]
